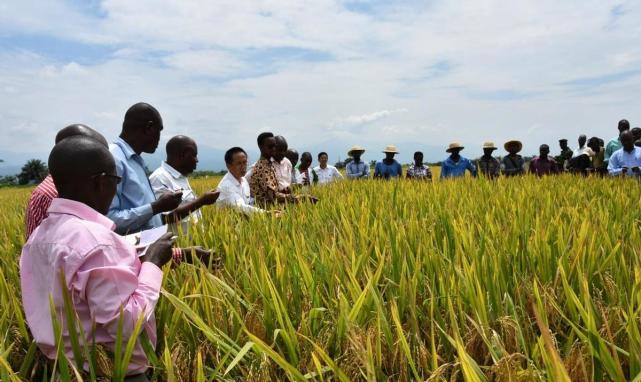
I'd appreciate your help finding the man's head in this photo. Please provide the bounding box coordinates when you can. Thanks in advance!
[166,135,198,176]
[414,151,423,166]
[49,136,119,215]
[559,139,568,150]
[286,149,299,168]
[618,119,630,134]
[318,152,329,168]
[224,147,248,179]
[587,137,601,152]
[578,135,587,148]
[539,144,550,157]
[621,131,636,152]
[55,124,108,147]
[121,102,164,154]
[631,127,641,142]
[299,152,312,169]
[257,132,276,158]
[273,136,288,162]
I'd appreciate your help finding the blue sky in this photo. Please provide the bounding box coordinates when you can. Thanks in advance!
[1,0,641,171]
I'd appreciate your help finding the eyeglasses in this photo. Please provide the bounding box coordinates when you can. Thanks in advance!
[92,172,122,184]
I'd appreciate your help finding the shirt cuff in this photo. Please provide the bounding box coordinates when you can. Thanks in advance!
[139,262,164,291]
[141,203,154,220]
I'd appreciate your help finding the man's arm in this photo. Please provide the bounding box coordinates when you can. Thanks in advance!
[255,164,296,204]
[607,153,624,176]
[467,159,477,177]
[73,235,173,341]
[217,185,264,214]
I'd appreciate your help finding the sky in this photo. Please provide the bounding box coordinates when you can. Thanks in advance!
[1,0,641,173]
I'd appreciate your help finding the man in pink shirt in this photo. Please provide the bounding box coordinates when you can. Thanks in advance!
[21,136,174,380]
[25,124,108,239]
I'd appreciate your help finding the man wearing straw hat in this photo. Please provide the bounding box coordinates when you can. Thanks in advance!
[345,145,370,179]
[501,140,525,176]
[477,142,501,178]
[440,142,477,178]
[374,145,403,179]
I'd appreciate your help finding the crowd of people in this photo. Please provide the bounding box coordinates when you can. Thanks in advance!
[17,101,639,380]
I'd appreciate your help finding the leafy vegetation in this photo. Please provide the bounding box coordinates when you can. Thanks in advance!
[1,174,640,380]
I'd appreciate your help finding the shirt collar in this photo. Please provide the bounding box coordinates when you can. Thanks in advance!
[48,198,116,231]
[161,161,184,179]
[114,137,138,159]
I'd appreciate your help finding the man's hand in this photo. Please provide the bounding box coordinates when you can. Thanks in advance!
[143,232,176,268]
[632,167,640,174]
[181,246,221,268]
[622,167,629,175]
[300,195,319,204]
[152,192,183,214]
[198,190,220,206]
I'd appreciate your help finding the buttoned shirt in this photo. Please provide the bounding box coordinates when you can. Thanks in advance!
[108,138,162,234]
[477,156,501,178]
[296,167,317,186]
[374,160,402,179]
[149,162,199,235]
[501,155,525,176]
[607,147,641,176]
[440,156,477,178]
[20,198,163,376]
[25,174,58,239]
[346,161,370,179]
[273,158,293,191]
[216,172,263,214]
[407,164,432,179]
[313,165,343,184]
[291,167,301,185]
[249,158,296,206]
[529,156,559,176]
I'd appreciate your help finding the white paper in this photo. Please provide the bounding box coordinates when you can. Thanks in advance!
[137,225,168,249]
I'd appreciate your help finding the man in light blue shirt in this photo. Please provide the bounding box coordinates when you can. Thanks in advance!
[346,145,369,179]
[108,103,182,234]
[440,142,477,178]
[608,131,641,177]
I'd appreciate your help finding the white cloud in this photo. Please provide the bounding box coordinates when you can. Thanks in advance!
[1,0,641,166]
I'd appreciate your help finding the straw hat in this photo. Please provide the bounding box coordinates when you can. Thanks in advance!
[382,144,400,154]
[348,145,366,156]
[446,142,464,153]
[504,140,523,153]
[482,141,497,150]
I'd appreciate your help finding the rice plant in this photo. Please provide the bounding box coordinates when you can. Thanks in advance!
[1,174,641,381]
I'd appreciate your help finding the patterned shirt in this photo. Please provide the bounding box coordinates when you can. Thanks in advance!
[25,174,58,239]
[407,164,432,179]
[477,156,501,178]
[346,161,370,179]
[501,155,525,176]
[249,158,296,206]
[529,156,559,176]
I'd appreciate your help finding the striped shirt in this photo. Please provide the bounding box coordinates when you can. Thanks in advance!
[25,175,58,239]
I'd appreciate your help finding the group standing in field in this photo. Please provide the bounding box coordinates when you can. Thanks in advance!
[17,101,641,380]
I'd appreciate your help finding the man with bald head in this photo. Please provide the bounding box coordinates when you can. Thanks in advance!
[150,135,219,234]
[25,124,108,238]
[21,136,176,379]
[608,130,641,177]
[108,103,183,234]
[272,135,294,192]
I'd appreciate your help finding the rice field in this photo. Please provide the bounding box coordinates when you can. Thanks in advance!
[1,173,641,381]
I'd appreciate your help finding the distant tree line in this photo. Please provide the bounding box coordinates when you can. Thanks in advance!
[0,159,48,187]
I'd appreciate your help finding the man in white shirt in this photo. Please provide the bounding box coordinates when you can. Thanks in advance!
[286,149,301,186]
[149,135,219,234]
[314,152,343,184]
[217,147,265,214]
[272,136,293,192]
[572,134,588,158]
